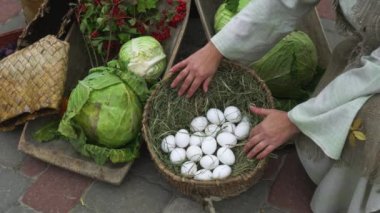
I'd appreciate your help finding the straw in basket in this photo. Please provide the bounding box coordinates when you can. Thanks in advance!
[142,60,274,204]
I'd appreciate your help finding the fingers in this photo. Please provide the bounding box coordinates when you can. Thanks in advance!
[247,142,267,159]
[249,126,259,138]
[171,69,189,88]
[170,59,187,73]
[256,145,275,159]
[186,78,203,98]
[178,73,194,96]
[202,77,212,92]
[243,133,262,153]
[250,106,272,117]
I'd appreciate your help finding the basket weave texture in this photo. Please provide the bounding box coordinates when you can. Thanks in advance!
[142,60,274,199]
[0,35,69,131]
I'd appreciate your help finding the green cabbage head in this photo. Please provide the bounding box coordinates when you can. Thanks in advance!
[119,36,166,83]
[214,0,251,32]
[58,66,149,164]
[251,31,318,99]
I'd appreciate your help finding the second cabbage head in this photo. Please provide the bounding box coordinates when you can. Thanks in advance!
[118,36,166,83]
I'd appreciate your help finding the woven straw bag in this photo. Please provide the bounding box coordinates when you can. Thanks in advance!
[142,60,273,200]
[0,35,69,131]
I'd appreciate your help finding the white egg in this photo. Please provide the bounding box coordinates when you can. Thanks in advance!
[224,106,242,123]
[217,147,235,165]
[216,132,237,147]
[212,165,232,180]
[204,124,221,137]
[234,121,251,140]
[181,161,197,177]
[194,169,213,181]
[189,132,206,146]
[190,116,208,132]
[161,135,176,153]
[175,129,190,148]
[186,146,203,162]
[201,136,217,155]
[200,155,219,170]
[170,148,186,164]
[221,122,236,133]
[241,116,250,123]
[206,108,225,125]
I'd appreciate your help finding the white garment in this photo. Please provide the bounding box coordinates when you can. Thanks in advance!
[211,0,380,159]
[210,0,380,212]
[211,0,319,65]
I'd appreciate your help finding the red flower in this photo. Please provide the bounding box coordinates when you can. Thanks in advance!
[111,6,120,17]
[167,0,173,5]
[113,0,121,4]
[152,26,171,42]
[77,3,86,15]
[136,23,146,34]
[90,31,99,38]
[94,0,101,5]
[169,13,185,27]
[116,19,125,26]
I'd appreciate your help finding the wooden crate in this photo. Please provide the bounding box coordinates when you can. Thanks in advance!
[17,0,191,185]
[194,0,332,69]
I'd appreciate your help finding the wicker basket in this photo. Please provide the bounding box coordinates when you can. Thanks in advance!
[142,60,274,199]
[0,35,69,131]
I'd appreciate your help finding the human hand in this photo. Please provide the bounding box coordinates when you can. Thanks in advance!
[170,41,223,98]
[244,106,300,159]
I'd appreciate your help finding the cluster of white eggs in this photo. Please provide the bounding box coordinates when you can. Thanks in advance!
[161,106,251,181]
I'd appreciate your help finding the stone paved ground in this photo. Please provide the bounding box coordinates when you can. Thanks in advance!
[0,0,343,212]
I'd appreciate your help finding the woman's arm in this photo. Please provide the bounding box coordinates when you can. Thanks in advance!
[171,0,320,97]
[212,0,320,65]
[288,47,380,159]
[245,46,380,160]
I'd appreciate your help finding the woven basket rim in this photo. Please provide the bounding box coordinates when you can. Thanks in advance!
[142,59,274,186]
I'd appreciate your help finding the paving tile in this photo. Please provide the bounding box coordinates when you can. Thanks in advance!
[0,167,31,212]
[163,197,205,213]
[21,166,93,213]
[5,204,37,213]
[0,11,26,34]
[0,0,22,23]
[258,204,289,213]
[76,173,172,213]
[262,152,286,181]
[316,0,335,20]
[129,145,173,191]
[69,205,94,213]
[268,149,316,213]
[20,156,48,178]
[0,126,26,169]
[213,181,271,213]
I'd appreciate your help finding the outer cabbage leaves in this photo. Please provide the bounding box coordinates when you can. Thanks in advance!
[251,31,318,99]
[58,67,148,165]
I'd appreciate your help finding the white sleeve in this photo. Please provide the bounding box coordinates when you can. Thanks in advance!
[288,47,380,159]
[211,0,319,65]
